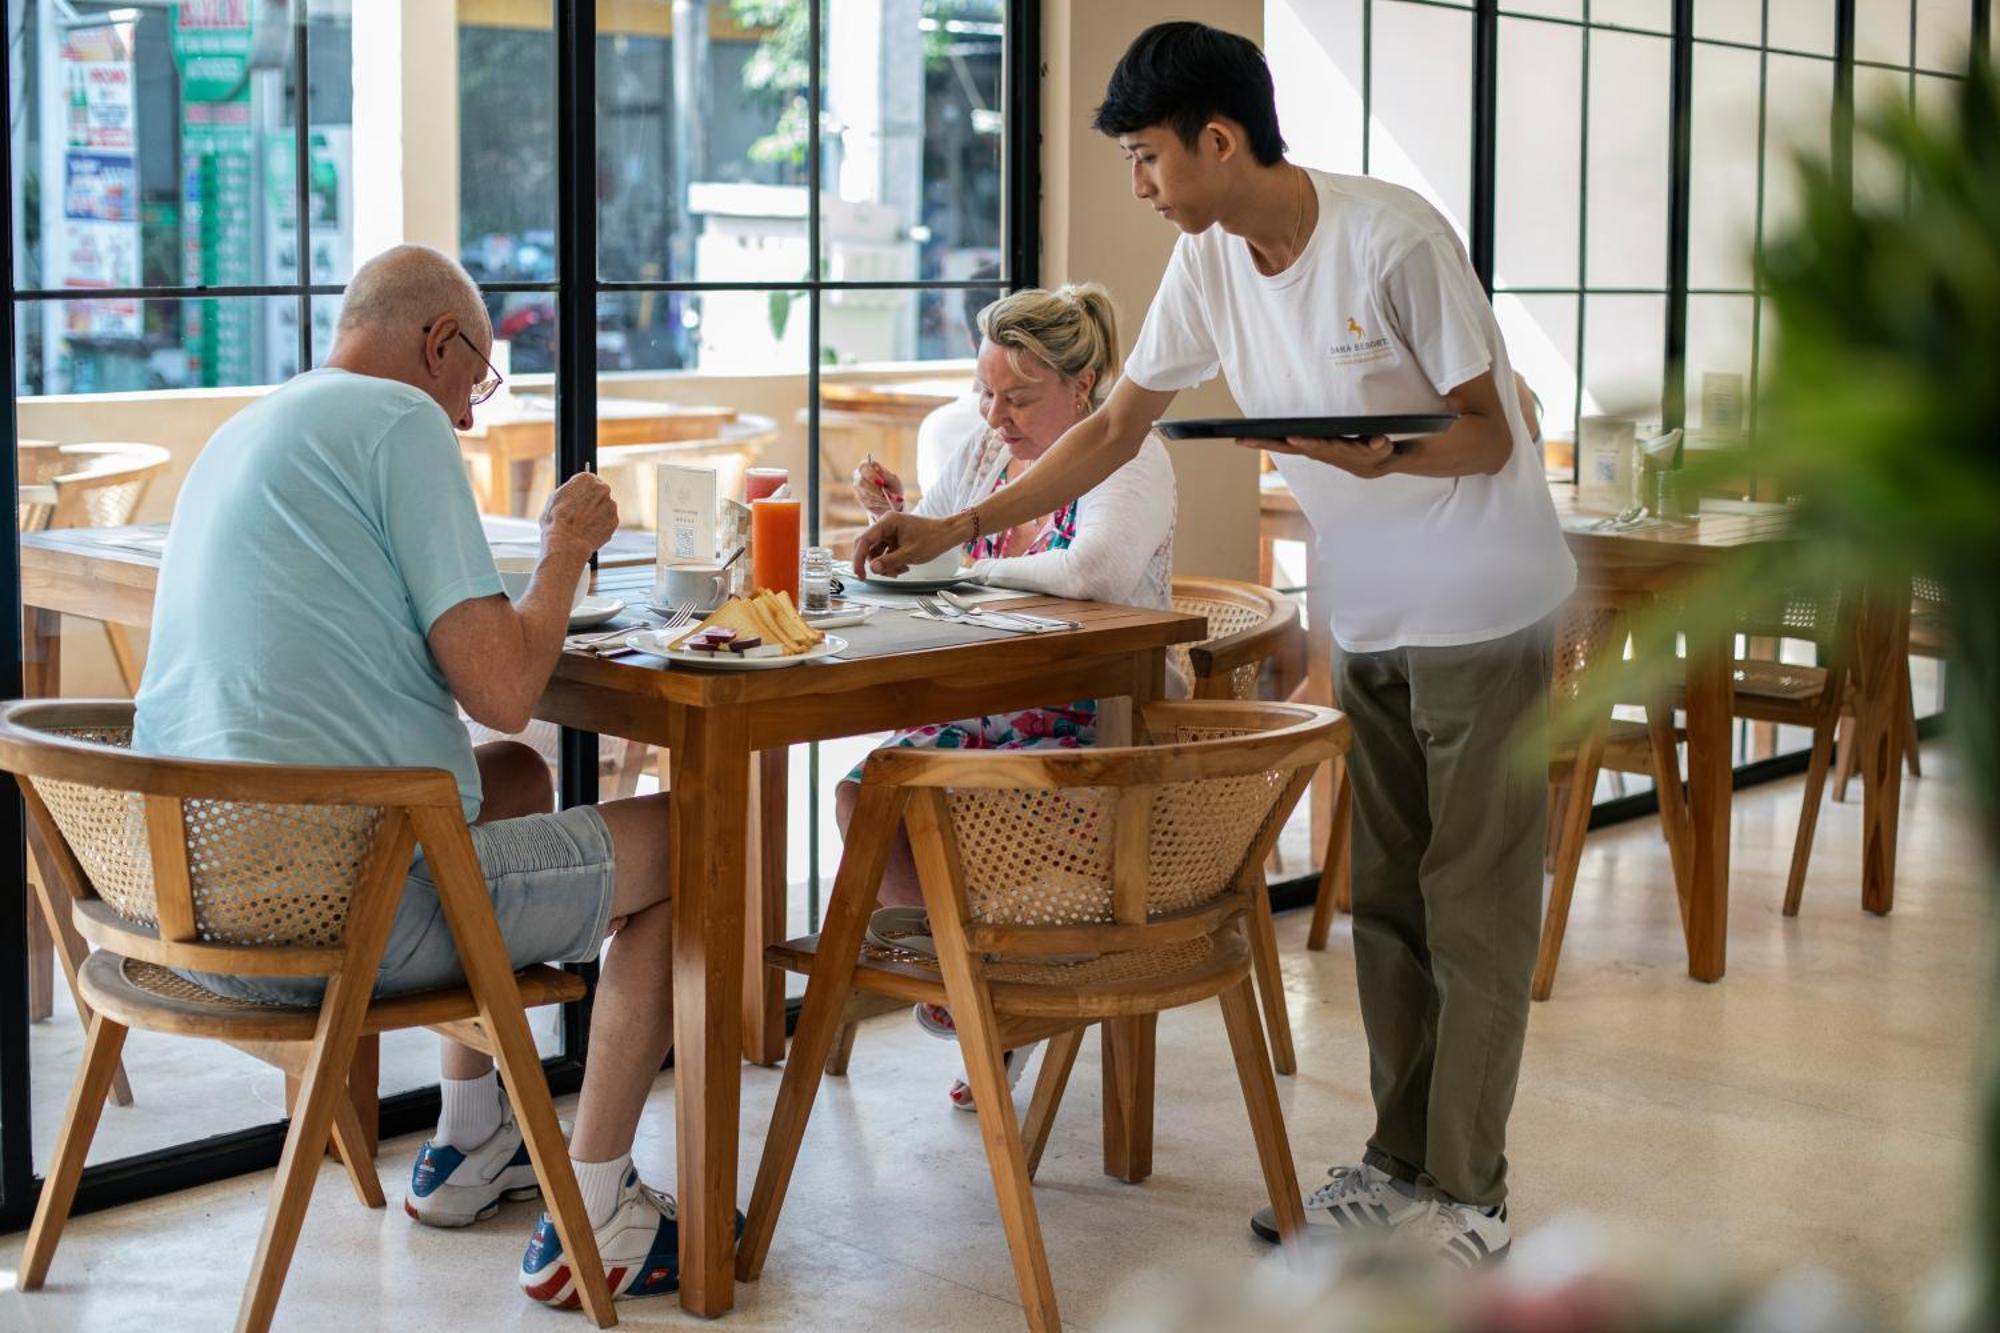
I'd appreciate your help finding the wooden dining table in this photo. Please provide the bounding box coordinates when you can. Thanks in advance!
[17,525,1205,1318]
[1258,478,1912,984]
[458,396,738,516]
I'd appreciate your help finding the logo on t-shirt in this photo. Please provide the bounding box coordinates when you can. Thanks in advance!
[1330,315,1393,366]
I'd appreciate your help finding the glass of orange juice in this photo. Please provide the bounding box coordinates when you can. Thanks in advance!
[750,497,802,605]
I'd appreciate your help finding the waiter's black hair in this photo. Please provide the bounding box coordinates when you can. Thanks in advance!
[1092,22,1287,166]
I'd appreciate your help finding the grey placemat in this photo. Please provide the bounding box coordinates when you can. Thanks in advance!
[827,609,1017,659]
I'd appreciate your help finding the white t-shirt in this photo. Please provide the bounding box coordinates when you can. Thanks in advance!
[1123,169,1576,652]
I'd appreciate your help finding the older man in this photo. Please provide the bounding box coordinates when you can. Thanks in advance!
[135,245,683,1307]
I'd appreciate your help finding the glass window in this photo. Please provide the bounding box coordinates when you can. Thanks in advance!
[1267,0,1366,175]
[1761,53,1836,249]
[460,9,559,295]
[1582,293,1665,423]
[1914,0,1974,72]
[9,3,309,393]
[1371,1,1473,239]
[1592,0,1673,34]
[1502,0,1584,20]
[1855,0,1913,66]
[1768,0,1838,56]
[1586,30,1671,290]
[816,0,1004,285]
[1694,0,1763,45]
[1494,292,1581,450]
[1689,42,1763,291]
[1685,293,1755,434]
[1496,17,1583,291]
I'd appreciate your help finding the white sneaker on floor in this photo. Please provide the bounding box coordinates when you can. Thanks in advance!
[404,1107,541,1228]
[1397,1197,1511,1267]
[1249,1161,1422,1243]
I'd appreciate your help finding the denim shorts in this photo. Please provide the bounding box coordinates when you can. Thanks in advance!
[183,804,617,1006]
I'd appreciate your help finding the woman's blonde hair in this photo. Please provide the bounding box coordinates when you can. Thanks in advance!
[976,283,1121,407]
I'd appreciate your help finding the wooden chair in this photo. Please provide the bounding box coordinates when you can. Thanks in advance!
[1832,574,1939,801]
[1168,576,1310,1072]
[737,700,1346,1332]
[1532,603,1692,1001]
[16,442,172,693]
[820,579,1312,1080]
[0,699,617,1332]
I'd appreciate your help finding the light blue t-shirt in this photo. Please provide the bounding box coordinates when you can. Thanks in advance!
[134,368,503,821]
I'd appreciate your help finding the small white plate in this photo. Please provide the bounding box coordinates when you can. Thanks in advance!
[848,570,974,593]
[624,631,847,670]
[567,596,625,628]
[646,598,726,618]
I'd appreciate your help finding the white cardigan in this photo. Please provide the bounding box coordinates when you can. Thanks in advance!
[911,425,1177,612]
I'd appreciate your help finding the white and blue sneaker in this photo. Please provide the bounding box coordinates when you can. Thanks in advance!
[1250,1161,1424,1243]
[404,1107,542,1228]
[519,1168,682,1308]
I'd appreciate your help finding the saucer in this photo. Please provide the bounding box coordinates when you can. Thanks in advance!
[567,596,624,628]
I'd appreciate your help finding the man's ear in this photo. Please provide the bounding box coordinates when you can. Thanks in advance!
[1203,119,1241,164]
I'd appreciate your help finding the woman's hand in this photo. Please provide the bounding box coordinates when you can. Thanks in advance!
[852,510,959,577]
[851,456,906,519]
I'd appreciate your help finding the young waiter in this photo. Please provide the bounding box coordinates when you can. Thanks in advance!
[853,21,1575,1265]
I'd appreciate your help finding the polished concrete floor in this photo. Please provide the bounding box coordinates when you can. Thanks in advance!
[1,742,1987,1331]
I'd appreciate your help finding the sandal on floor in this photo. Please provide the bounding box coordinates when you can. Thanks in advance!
[913,1002,957,1041]
[949,1040,1042,1112]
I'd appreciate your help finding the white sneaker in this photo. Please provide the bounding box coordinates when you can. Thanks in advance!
[404,1107,541,1228]
[1397,1197,1511,1267]
[1249,1161,1423,1243]
[519,1167,683,1307]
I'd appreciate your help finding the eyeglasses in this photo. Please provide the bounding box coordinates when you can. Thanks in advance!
[423,323,504,405]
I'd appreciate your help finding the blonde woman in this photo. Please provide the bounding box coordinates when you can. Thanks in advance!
[840,282,1177,1109]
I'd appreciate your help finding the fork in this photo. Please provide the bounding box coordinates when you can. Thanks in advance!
[571,601,695,651]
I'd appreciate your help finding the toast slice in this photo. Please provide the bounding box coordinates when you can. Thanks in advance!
[672,589,825,656]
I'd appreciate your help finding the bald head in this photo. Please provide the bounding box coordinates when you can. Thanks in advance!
[336,244,491,345]
[324,244,497,429]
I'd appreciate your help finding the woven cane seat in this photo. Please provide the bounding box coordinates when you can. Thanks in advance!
[769,926,1250,1019]
[1170,592,1272,700]
[77,950,585,1040]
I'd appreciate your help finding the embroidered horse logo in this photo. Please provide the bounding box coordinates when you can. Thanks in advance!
[1346,317,1366,339]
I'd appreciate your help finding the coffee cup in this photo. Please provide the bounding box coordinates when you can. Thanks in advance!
[656,562,729,609]
[495,554,588,609]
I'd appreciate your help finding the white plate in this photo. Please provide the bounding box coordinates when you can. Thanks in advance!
[848,570,974,593]
[567,596,625,628]
[624,631,847,670]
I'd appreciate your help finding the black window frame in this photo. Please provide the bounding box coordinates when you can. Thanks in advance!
[0,0,1039,1232]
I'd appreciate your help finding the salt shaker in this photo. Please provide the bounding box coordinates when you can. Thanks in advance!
[801,546,834,613]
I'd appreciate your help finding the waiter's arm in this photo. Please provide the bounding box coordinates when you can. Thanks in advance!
[1261,369,1516,480]
[853,376,1178,574]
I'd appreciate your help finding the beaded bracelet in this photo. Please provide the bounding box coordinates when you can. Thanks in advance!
[959,504,982,546]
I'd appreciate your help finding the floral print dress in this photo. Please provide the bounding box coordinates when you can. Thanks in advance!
[857,466,1098,770]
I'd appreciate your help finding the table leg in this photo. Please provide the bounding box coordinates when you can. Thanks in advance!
[1101,652,1162,1182]
[1854,589,1911,916]
[668,704,751,1316]
[742,748,789,1066]
[23,608,61,1024]
[1681,623,1734,982]
[1304,580,1335,865]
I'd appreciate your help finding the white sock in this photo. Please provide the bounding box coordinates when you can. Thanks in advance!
[573,1154,633,1229]
[435,1070,503,1151]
